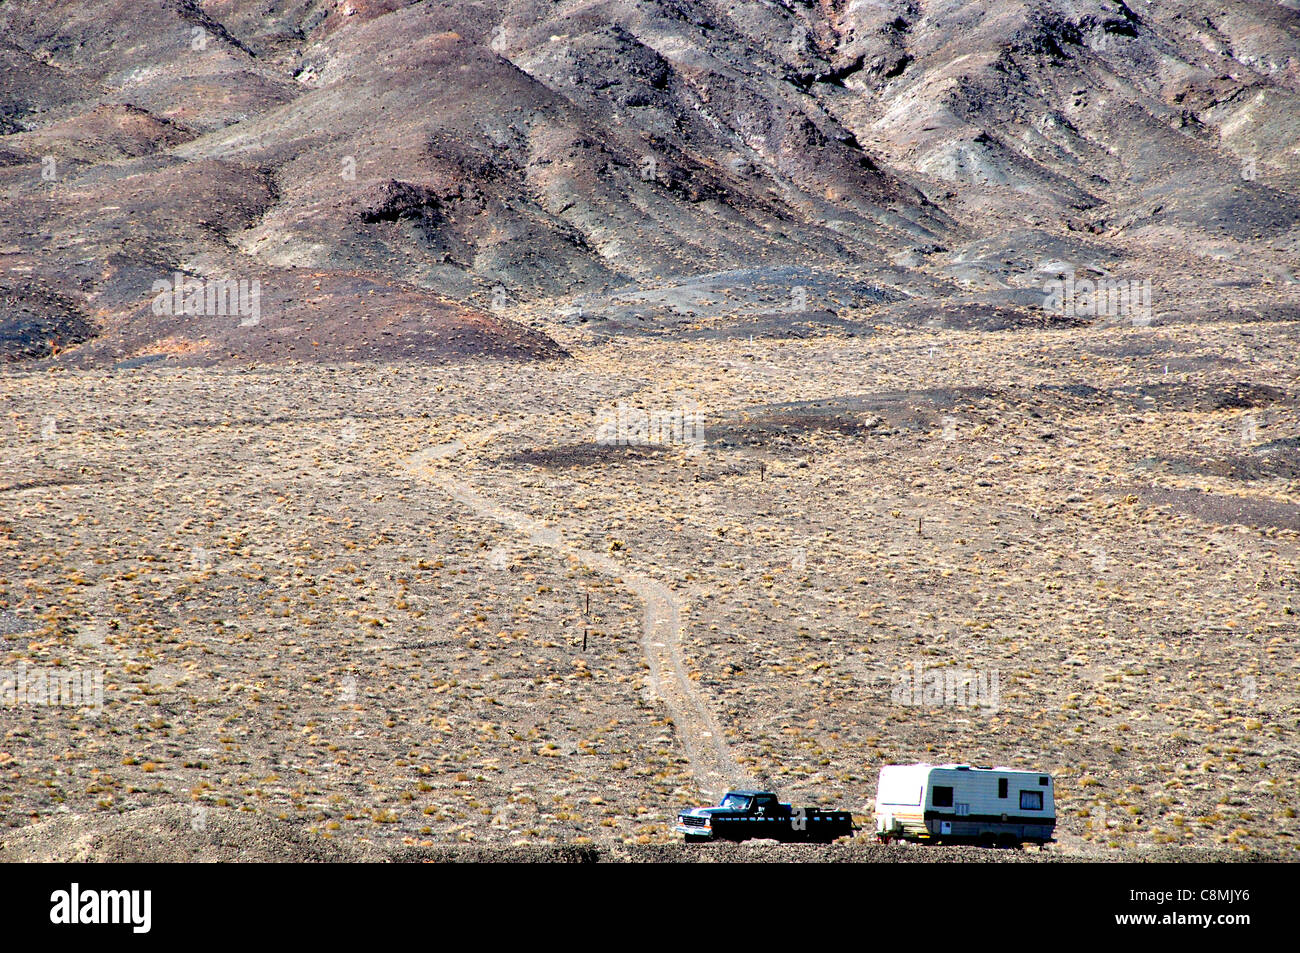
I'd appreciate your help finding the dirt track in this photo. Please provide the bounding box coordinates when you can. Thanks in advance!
[404,427,749,799]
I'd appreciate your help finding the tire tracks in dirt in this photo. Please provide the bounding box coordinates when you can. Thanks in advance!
[403,427,749,799]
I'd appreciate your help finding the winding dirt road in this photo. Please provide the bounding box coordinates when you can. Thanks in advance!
[404,428,749,798]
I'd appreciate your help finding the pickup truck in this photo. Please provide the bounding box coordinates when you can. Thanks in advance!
[675,790,856,843]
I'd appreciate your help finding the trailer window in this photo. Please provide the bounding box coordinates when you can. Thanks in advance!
[998,778,1008,798]
[1020,791,1043,811]
[932,786,953,808]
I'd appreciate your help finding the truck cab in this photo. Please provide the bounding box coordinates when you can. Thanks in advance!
[718,791,783,816]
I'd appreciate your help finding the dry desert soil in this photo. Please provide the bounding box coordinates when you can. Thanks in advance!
[2,313,1297,860]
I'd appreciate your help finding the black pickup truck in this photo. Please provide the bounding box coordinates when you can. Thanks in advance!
[675,790,856,843]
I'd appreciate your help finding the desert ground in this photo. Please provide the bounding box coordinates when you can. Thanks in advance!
[2,292,1297,859]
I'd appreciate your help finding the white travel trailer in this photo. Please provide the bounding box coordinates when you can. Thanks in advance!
[874,763,1055,845]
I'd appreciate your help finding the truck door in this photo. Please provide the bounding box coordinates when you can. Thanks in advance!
[752,794,781,833]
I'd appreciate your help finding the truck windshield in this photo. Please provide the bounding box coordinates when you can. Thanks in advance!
[719,794,752,811]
